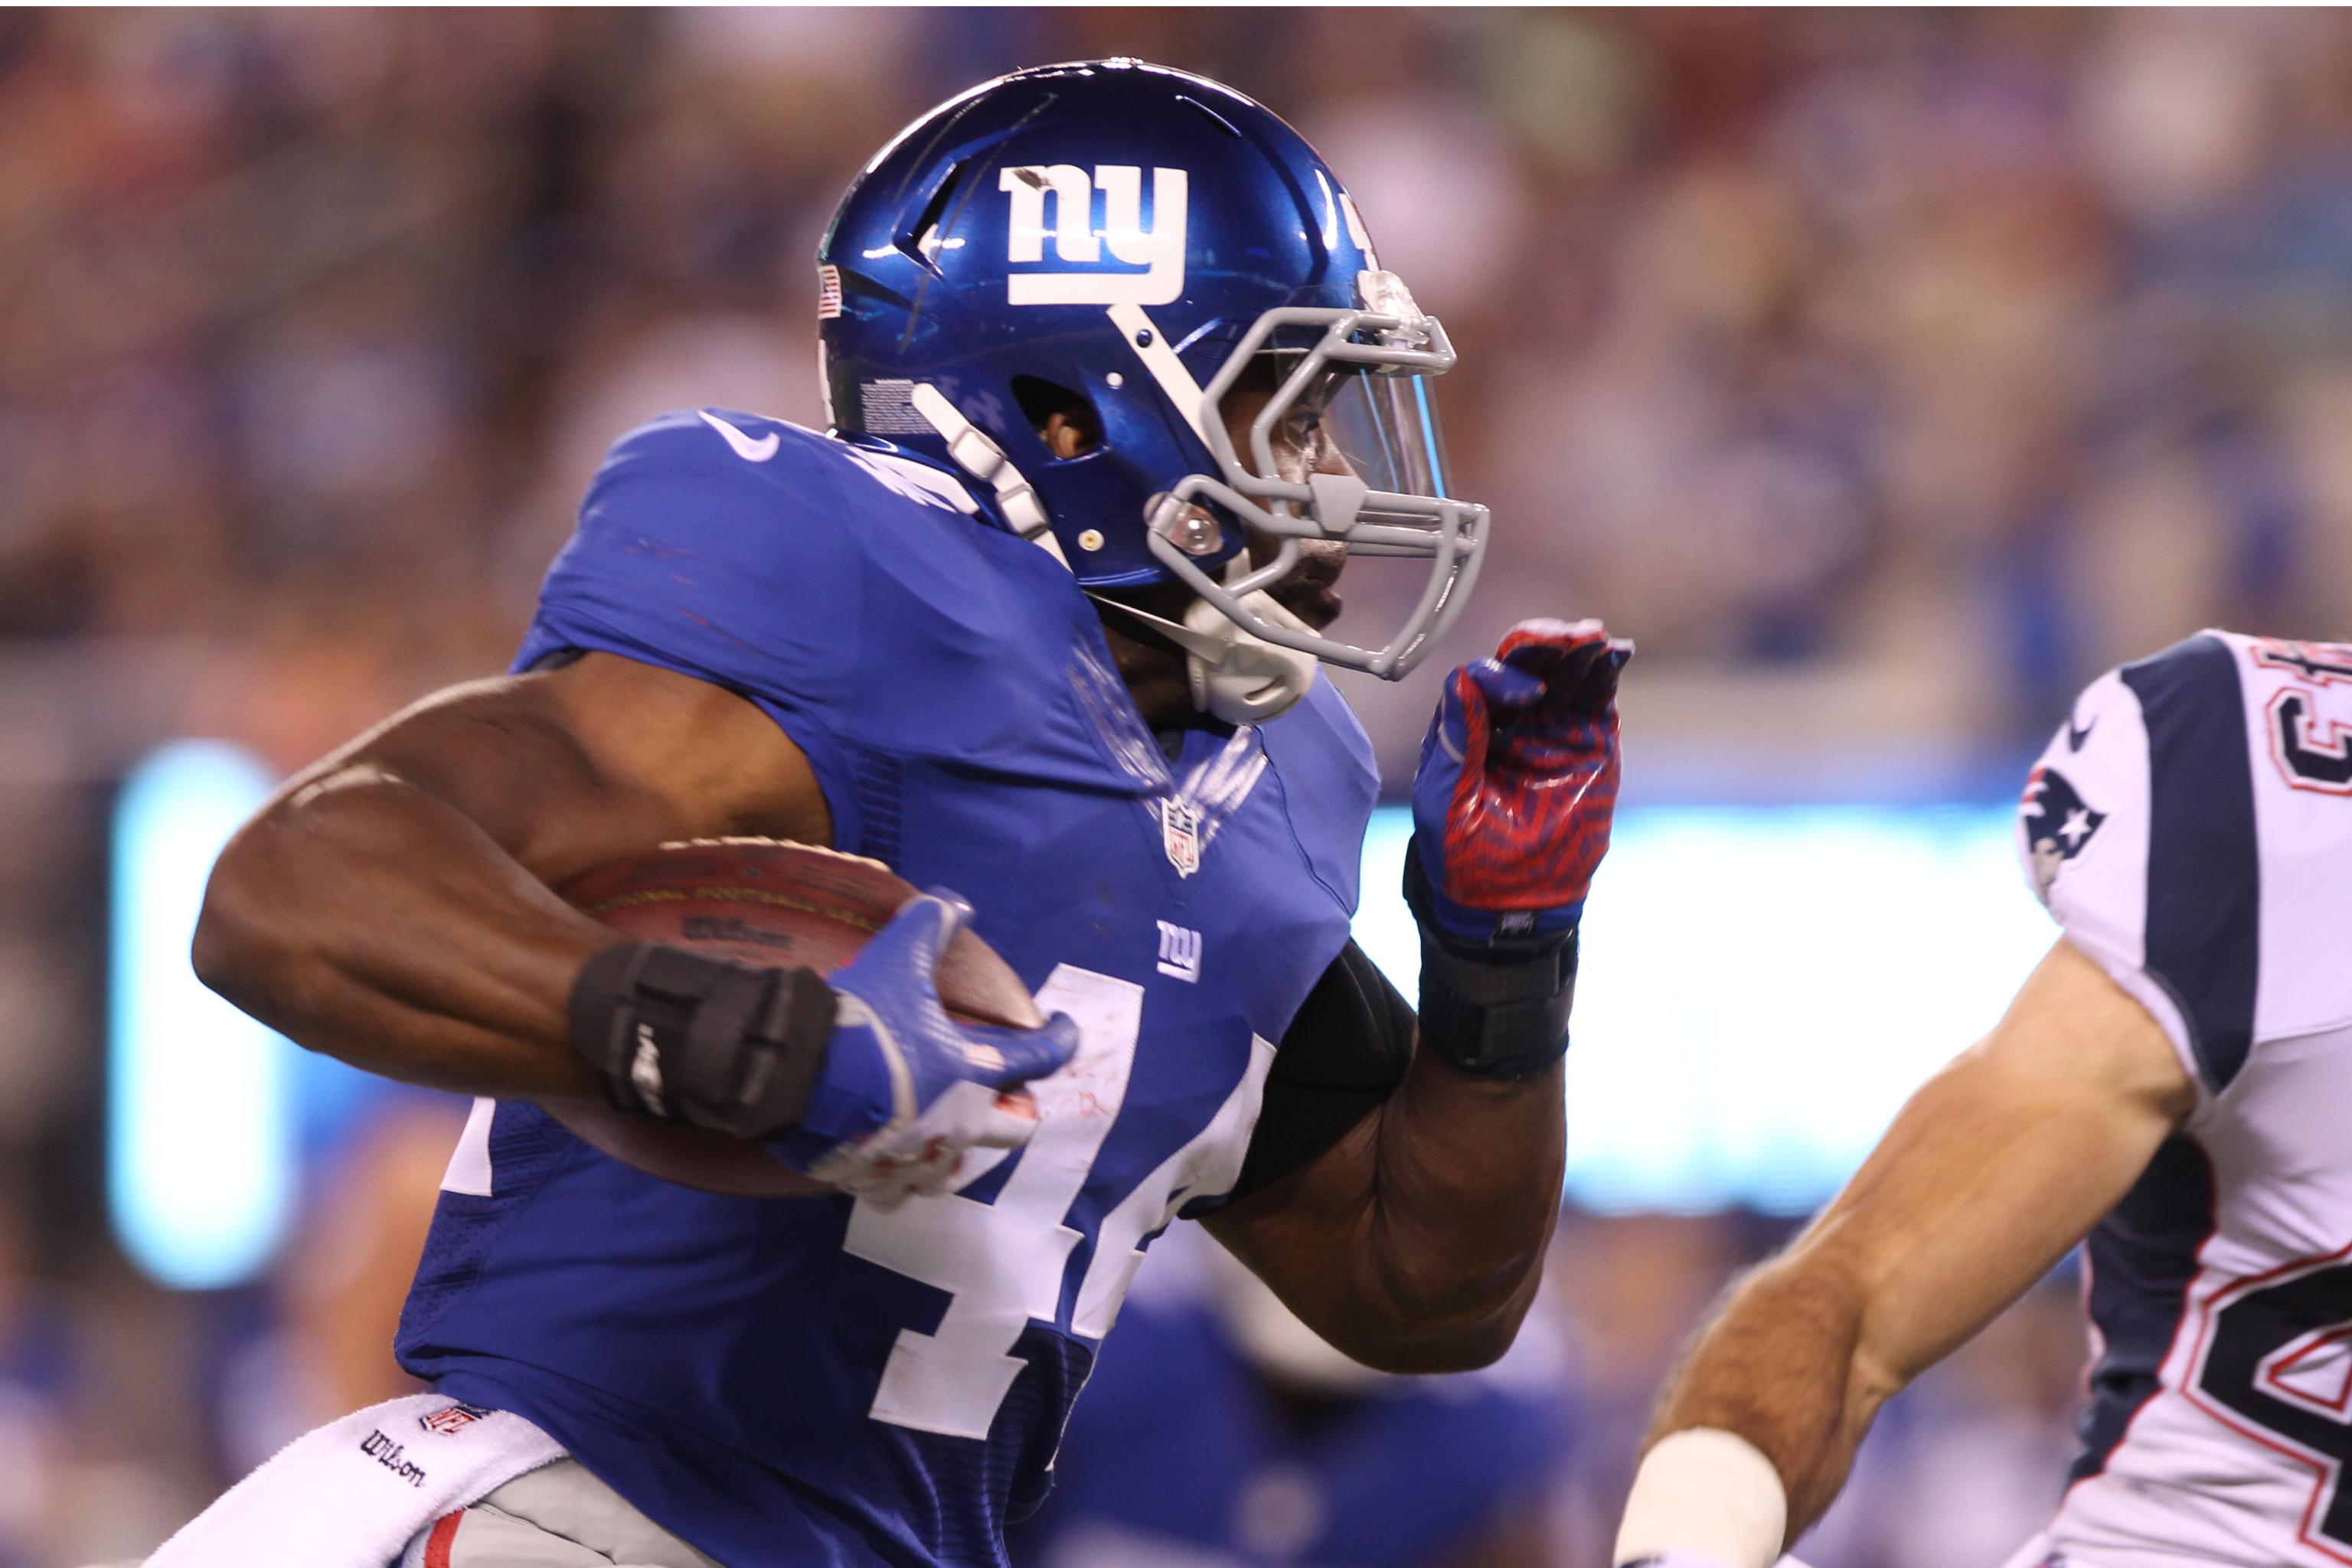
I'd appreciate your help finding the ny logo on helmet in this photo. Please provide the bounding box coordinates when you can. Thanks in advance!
[998,164,1187,307]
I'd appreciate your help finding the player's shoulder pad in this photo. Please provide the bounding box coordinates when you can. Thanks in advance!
[2207,632,2352,1044]
[1256,675,1380,894]
[573,410,854,579]
[2221,630,2352,797]
[593,408,827,484]
[532,410,1001,713]
[1280,672,1380,779]
[568,407,1029,629]
[593,409,985,524]
[2020,631,2266,1093]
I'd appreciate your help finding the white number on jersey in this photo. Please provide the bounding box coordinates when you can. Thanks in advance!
[2253,639,2352,795]
[841,964,1271,1439]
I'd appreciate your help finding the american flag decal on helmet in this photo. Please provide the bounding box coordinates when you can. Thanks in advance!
[818,263,843,320]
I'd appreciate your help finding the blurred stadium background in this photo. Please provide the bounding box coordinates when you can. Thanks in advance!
[5,6,2350,1563]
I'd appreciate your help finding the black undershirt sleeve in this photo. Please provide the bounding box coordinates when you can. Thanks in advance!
[1219,939,1416,1207]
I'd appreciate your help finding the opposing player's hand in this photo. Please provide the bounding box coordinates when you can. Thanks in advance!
[765,892,1080,1206]
[1412,618,1632,940]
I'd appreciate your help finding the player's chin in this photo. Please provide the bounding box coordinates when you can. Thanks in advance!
[1272,582,1344,630]
[1268,541,1346,629]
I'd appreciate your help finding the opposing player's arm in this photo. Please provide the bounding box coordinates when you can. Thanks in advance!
[193,652,827,1100]
[1619,936,2197,1567]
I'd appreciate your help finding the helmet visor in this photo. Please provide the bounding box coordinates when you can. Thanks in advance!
[1222,355,1456,519]
[1316,364,1454,513]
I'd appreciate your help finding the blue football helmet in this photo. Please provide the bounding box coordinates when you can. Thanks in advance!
[818,59,1487,720]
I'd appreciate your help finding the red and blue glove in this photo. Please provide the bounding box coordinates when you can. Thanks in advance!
[1412,618,1631,938]
[1406,618,1630,1076]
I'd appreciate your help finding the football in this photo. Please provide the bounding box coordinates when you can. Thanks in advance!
[548,838,1044,1197]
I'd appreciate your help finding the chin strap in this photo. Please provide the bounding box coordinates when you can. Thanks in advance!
[909,384,1067,569]
[904,379,1317,722]
[1089,581,1319,725]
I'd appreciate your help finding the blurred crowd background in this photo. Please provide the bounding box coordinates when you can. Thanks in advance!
[2,7,2348,1563]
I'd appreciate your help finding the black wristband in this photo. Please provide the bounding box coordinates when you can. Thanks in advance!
[565,942,838,1138]
[1402,842,1578,1080]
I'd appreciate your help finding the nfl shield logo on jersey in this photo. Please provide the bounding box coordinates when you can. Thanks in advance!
[1161,798,1203,877]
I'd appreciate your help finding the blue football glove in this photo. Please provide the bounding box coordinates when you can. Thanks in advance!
[1412,618,1632,942]
[765,892,1079,1206]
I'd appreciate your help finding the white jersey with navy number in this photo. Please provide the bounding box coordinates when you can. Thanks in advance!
[392,411,1379,1568]
[2017,629,2352,1568]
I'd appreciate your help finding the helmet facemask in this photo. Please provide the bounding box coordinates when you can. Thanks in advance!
[1133,270,1488,689]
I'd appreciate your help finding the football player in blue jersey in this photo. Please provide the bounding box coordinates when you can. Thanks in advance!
[177,60,1628,1568]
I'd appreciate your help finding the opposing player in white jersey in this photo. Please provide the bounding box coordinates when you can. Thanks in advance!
[1612,629,2352,1568]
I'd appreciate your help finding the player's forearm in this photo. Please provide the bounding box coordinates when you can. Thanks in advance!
[1632,946,2200,1548]
[1357,1051,1566,1361]
[194,769,612,1100]
[1645,1246,1886,1537]
[1208,1050,1563,1374]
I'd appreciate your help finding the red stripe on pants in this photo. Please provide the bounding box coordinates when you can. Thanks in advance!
[423,1510,464,1568]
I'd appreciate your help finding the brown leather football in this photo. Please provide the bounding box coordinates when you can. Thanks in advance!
[547,838,1043,1197]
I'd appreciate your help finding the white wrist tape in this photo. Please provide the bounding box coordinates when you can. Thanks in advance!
[1614,1427,1789,1568]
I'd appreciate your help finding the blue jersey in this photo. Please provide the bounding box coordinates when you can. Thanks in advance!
[1011,1293,1570,1568]
[393,411,1380,1567]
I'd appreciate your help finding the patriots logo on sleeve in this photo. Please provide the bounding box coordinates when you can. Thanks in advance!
[2022,764,2109,901]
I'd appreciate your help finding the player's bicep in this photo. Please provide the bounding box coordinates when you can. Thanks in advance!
[1215,941,1414,1210]
[299,652,828,884]
[1195,945,1410,1312]
[1811,936,2195,1388]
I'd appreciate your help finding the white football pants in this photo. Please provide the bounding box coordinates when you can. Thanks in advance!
[400,1459,723,1568]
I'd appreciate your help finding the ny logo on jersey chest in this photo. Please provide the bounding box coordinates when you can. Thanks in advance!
[1156,920,1202,984]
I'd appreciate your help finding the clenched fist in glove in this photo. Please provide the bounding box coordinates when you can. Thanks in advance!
[1406,618,1631,1076]
[570,891,1079,1209]
[764,893,1079,1205]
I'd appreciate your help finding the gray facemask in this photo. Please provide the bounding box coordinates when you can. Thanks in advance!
[924,270,1482,703]
[1140,270,1489,684]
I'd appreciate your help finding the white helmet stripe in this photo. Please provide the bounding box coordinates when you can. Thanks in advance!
[1106,302,1210,446]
